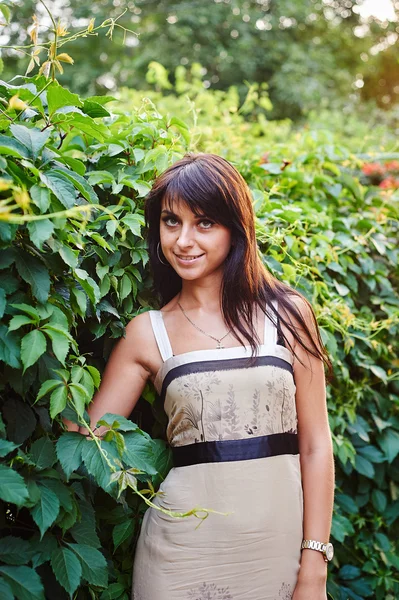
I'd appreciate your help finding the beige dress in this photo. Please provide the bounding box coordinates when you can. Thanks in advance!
[132,300,303,600]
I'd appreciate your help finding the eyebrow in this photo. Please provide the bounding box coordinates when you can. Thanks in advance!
[160,209,209,219]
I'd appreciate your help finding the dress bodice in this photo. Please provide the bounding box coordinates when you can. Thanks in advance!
[149,301,297,448]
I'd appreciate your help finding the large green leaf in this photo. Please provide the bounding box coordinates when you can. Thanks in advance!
[49,385,68,419]
[0,134,29,158]
[50,547,82,596]
[112,519,135,552]
[0,578,13,600]
[2,398,36,443]
[30,184,51,212]
[20,329,47,372]
[47,84,83,115]
[31,484,60,538]
[39,170,76,209]
[9,124,51,160]
[81,441,114,490]
[378,429,399,463]
[68,543,108,588]
[42,325,71,365]
[0,324,21,369]
[56,432,86,479]
[70,500,101,549]
[52,167,99,203]
[0,464,29,506]
[0,537,34,566]
[29,437,57,470]
[14,252,50,303]
[0,566,44,600]
[0,439,19,457]
[27,219,55,250]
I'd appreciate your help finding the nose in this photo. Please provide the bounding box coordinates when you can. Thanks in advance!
[176,224,195,249]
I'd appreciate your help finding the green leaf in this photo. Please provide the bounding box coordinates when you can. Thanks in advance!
[0,565,45,600]
[58,245,78,269]
[0,578,13,600]
[0,464,29,506]
[27,219,54,250]
[371,489,387,513]
[31,485,60,538]
[20,329,47,372]
[70,500,101,548]
[0,439,19,457]
[119,274,131,300]
[378,429,399,463]
[30,184,51,212]
[81,441,113,490]
[98,413,139,432]
[2,398,36,443]
[29,437,56,470]
[42,325,71,365]
[61,113,109,142]
[100,582,126,600]
[0,134,29,159]
[37,379,63,400]
[68,543,108,587]
[0,537,34,566]
[50,385,68,419]
[8,314,34,331]
[0,288,5,319]
[9,124,51,160]
[52,167,98,203]
[56,432,86,479]
[70,287,87,316]
[51,547,82,597]
[74,271,100,305]
[331,512,355,543]
[123,432,157,475]
[0,324,21,368]
[40,170,76,209]
[14,252,50,303]
[122,213,144,237]
[112,519,134,551]
[82,100,110,118]
[69,382,90,416]
[86,365,101,389]
[10,303,40,321]
[47,84,83,115]
[354,454,375,479]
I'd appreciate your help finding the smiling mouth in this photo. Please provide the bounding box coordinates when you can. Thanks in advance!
[174,253,205,261]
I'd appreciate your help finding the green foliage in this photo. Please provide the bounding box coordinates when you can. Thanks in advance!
[0,47,398,600]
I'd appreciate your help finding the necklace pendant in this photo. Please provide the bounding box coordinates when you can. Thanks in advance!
[217,343,224,349]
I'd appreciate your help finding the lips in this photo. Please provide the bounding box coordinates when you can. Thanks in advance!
[173,252,205,263]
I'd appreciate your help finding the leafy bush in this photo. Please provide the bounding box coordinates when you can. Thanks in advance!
[0,47,398,600]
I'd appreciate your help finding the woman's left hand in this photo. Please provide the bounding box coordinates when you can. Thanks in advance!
[292,579,327,600]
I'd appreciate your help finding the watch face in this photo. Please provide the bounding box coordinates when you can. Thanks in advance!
[326,543,334,561]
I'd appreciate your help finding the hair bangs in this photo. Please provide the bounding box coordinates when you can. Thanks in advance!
[162,162,232,226]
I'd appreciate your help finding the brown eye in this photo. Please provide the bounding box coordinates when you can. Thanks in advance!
[199,220,214,229]
[162,216,178,226]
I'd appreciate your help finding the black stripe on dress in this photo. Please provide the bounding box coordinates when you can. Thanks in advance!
[171,431,299,467]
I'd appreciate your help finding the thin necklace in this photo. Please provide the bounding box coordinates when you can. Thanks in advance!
[177,301,233,349]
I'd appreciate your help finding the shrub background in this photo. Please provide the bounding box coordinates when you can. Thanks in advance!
[0,54,398,600]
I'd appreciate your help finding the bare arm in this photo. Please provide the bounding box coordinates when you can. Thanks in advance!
[64,312,152,436]
[281,296,335,586]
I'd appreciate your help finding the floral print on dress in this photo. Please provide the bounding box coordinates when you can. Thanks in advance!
[277,581,294,599]
[187,582,233,599]
[164,363,297,447]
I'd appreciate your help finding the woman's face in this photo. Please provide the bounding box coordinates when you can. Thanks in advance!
[159,197,232,281]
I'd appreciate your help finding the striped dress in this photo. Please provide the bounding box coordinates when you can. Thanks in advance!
[132,301,303,600]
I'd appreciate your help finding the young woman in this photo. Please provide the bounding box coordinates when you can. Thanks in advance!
[70,153,335,599]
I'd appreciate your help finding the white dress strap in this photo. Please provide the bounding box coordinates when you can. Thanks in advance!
[149,310,174,361]
[263,299,278,346]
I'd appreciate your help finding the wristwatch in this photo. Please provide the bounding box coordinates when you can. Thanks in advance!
[301,539,334,562]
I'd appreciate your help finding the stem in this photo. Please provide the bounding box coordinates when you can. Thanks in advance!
[77,410,230,526]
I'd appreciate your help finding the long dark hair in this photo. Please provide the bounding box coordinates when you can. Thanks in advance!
[144,152,332,376]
